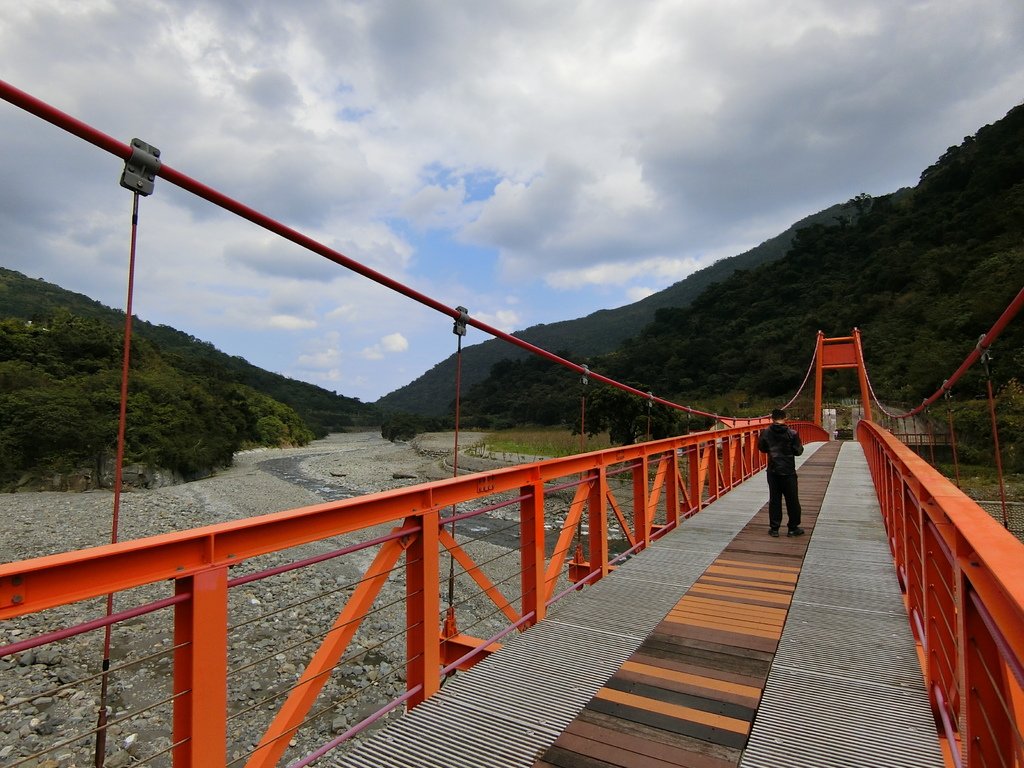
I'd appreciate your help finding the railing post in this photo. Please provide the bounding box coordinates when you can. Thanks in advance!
[173,567,228,768]
[632,456,650,548]
[665,449,680,527]
[708,440,722,502]
[687,444,702,515]
[406,509,440,707]
[520,479,546,626]
[588,466,609,577]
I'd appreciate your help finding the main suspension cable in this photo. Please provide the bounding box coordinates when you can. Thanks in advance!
[0,79,727,423]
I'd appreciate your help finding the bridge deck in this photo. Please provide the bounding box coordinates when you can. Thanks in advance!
[331,442,944,768]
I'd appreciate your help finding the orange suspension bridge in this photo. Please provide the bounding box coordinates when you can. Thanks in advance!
[1,79,1022,768]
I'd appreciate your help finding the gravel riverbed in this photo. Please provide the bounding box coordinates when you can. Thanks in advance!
[0,431,548,768]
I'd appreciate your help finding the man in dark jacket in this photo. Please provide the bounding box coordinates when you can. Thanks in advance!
[757,408,804,538]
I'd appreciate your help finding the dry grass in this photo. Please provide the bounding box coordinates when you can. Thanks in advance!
[477,427,613,459]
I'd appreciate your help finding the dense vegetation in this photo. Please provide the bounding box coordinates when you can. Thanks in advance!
[0,270,380,489]
[0,312,323,488]
[454,104,1024,465]
[0,267,376,437]
[376,202,857,417]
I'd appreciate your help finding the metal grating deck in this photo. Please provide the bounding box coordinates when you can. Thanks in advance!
[331,443,943,768]
[739,442,944,768]
[331,447,825,768]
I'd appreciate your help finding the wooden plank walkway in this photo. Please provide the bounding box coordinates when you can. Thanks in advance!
[332,442,943,768]
[533,442,839,768]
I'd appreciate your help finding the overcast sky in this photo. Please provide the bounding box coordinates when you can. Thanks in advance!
[1,1,1022,403]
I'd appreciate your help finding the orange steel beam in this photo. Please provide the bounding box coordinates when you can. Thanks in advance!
[607,486,637,550]
[0,428,759,620]
[813,328,873,425]
[520,480,547,626]
[633,456,650,547]
[406,508,441,707]
[173,567,229,767]
[587,465,610,579]
[246,536,407,768]
[543,480,590,602]
[858,420,1024,767]
[439,527,520,624]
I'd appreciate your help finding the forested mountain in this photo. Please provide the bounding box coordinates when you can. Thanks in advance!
[0,270,378,489]
[375,200,860,417]
[456,103,1024,455]
[0,267,376,435]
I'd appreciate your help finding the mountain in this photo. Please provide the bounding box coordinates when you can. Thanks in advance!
[454,103,1024,447]
[375,199,862,417]
[0,267,377,436]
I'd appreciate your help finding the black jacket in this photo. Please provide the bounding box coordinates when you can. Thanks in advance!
[758,423,804,475]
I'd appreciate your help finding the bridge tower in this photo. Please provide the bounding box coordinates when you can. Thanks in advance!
[813,329,872,427]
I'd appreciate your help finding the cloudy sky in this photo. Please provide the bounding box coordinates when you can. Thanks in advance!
[1,1,1022,403]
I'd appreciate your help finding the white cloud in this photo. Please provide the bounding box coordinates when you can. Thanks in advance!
[267,315,317,331]
[380,332,409,353]
[472,310,521,333]
[546,256,706,290]
[360,331,409,360]
[627,286,656,303]
[2,0,1023,403]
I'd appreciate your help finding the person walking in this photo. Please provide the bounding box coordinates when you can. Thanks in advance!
[757,408,804,537]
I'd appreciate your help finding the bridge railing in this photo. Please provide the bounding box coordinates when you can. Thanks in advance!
[0,422,792,768]
[858,419,1024,768]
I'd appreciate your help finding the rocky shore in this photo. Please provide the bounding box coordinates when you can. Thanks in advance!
[0,431,538,768]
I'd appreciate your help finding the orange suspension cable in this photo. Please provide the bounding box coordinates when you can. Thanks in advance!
[94,190,141,768]
[945,390,961,487]
[981,350,1009,529]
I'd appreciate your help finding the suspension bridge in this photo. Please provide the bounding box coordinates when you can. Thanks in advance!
[1,79,1022,768]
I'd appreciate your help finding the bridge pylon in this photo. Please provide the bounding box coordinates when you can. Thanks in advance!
[813,329,872,427]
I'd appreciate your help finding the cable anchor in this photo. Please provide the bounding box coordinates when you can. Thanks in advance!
[453,306,468,337]
[119,138,161,196]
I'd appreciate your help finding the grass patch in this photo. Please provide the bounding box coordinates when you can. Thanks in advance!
[476,427,613,459]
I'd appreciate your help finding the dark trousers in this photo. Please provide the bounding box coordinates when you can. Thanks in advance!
[767,470,801,531]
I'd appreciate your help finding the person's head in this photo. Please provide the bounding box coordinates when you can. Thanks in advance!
[771,408,787,423]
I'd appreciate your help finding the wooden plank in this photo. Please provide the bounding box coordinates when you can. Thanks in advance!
[553,731,703,768]
[541,745,619,768]
[602,677,757,722]
[533,441,843,767]
[594,687,751,734]
[641,634,774,680]
[577,709,741,767]
[628,652,765,690]
[619,660,761,701]
[562,719,736,768]
[656,619,781,653]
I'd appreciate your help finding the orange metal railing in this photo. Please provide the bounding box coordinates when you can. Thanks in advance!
[0,423,787,768]
[858,419,1024,768]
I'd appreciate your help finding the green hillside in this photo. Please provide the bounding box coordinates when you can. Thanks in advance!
[0,267,376,437]
[0,270,379,489]
[456,104,1024,459]
[375,200,859,417]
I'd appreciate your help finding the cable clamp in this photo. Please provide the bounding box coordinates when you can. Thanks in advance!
[452,306,468,337]
[120,138,161,196]
[647,391,654,409]
[976,333,993,376]
[580,365,589,387]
